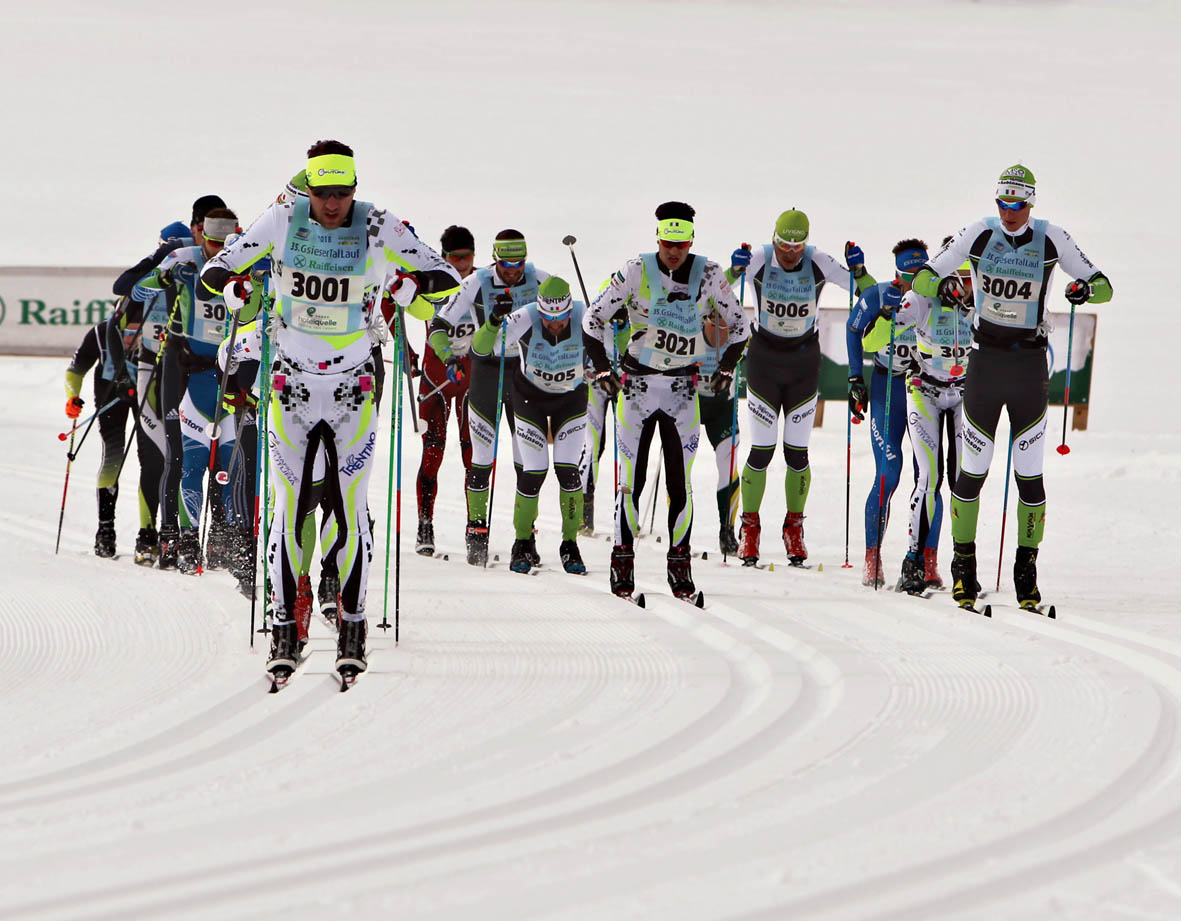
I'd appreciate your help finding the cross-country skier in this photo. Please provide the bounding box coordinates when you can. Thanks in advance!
[428,230,551,566]
[584,201,748,600]
[470,276,589,574]
[862,254,975,594]
[112,196,226,297]
[416,224,476,555]
[912,164,1112,609]
[579,296,628,536]
[201,139,461,685]
[696,309,743,555]
[845,240,925,586]
[728,210,876,566]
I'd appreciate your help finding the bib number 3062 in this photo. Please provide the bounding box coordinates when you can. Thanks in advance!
[653,329,696,356]
[290,272,351,302]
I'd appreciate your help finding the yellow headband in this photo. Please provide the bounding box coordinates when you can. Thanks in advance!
[306,153,356,188]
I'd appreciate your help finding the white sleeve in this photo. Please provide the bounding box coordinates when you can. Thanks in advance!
[1046,223,1101,281]
[927,221,986,277]
[584,259,641,344]
[814,249,853,291]
[204,202,283,280]
[435,273,480,328]
[502,309,533,348]
[740,245,767,290]
[703,261,748,343]
[894,291,927,330]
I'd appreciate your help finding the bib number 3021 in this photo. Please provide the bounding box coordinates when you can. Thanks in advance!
[652,329,696,356]
[290,272,351,303]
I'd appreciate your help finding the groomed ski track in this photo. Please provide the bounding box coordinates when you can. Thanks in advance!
[4,362,1181,920]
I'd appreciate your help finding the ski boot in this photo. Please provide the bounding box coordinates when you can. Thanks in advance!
[205,521,235,570]
[667,545,695,599]
[862,548,885,588]
[317,571,340,627]
[465,519,489,566]
[336,618,368,682]
[134,527,158,566]
[158,525,179,570]
[94,521,117,559]
[509,538,534,574]
[580,485,595,536]
[294,574,313,646]
[923,547,944,590]
[951,541,979,606]
[738,512,761,566]
[177,529,202,574]
[610,544,635,597]
[899,552,926,595]
[267,621,300,685]
[523,536,541,567]
[782,512,807,565]
[719,524,738,557]
[415,519,435,556]
[559,539,586,575]
[1013,546,1041,609]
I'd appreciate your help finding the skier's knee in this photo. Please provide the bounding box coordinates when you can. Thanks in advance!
[783,445,808,471]
[746,445,775,472]
[1015,475,1045,505]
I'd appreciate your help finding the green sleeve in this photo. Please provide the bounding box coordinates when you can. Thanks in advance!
[1087,272,1113,304]
[912,268,940,298]
[428,328,453,362]
[470,318,499,355]
[855,270,877,295]
[65,369,84,399]
[724,267,743,286]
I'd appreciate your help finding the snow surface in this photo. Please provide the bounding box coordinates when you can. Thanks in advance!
[3,1,1181,918]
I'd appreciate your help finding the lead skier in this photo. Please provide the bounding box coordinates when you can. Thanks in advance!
[912,164,1112,609]
[201,139,462,684]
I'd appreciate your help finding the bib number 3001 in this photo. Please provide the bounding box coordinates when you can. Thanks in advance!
[290,272,351,303]
[652,328,696,356]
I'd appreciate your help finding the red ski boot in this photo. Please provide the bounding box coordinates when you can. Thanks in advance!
[782,512,807,565]
[738,512,761,566]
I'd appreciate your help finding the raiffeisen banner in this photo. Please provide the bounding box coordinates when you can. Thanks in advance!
[0,267,122,355]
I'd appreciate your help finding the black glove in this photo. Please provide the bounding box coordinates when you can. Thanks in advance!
[848,374,868,422]
[1064,278,1091,306]
[591,368,622,399]
[445,355,466,385]
[111,373,136,404]
[707,369,734,397]
[937,276,968,309]
[879,283,902,320]
[490,291,514,322]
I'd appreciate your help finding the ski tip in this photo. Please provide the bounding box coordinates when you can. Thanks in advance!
[442,554,449,561]
[493,554,500,562]
[694,592,705,608]
[268,680,280,694]
[701,551,708,560]
[636,593,646,609]
[817,563,823,572]
[982,604,993,618]
[1047,605,1057,619]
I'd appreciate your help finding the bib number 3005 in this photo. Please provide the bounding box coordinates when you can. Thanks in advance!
[652,328,696,356]
[290,272,351,303]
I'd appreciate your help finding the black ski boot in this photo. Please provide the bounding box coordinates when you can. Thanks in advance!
[94,521,117,558]
[509,538,533,574]
[610,544,635,597]
[336,618,368,681]
[465,520,489,566]
[158,525,179,570]
[951,541,979,605]
[899,552,926,595]
[177,529,202,574]
[415,519,435,556]
[1013,546,1041,608]
[318,570,340,627]
[719,524,738,556]
[204,521,232,570]
[267,621,300,684]
[559,539,586,574]
[667,545,695,599]
[134,527,158,566]
[524,537,541,567]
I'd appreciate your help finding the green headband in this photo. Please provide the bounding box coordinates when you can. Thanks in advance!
[493,238,527,261]
[306,153,357,188]
[656,218,694,242]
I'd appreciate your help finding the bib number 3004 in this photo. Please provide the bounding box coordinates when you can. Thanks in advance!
[290,272,351,303]
[981,274,1033,300]
[652,329,696,356]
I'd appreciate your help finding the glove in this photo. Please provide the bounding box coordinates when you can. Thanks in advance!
[381,271,419,324]
[445,356,466,385]
[848,374,869,423]
[222,275,253,317]
[937,275,968,309]
[401,219,416,236]
[707,369,734,397]
[730,244,752,274]
[1065,278,1092,306]
[879,283,902,320]
[844,241,866,271]
[113,374,136,404]
[490,291,515,322]
[222,381,258,413]
[591,368,622,399]
[65,396,84,419]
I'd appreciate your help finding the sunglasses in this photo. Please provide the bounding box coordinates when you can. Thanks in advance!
[658,239,692,250]
[996,198,1029,211]
[497,258,525,269]
[309,186,355,201]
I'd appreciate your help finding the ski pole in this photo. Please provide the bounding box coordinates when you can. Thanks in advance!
[56,395,123,445]
[111,358,163,485]
[874,316,897,590]
[843,272,855,569]
[485,316,509,567]
[646,451,662,536]
[416,375,448,405]
[198,315,242,571]
[610,320,620,498]
[561,234,592,309]
[54,424,78,555]
[254,303,272,643]
[380,310,402,633]
[725,270,745,562]
[1056,300,1078,456]
[996,433,1014,592]
[395,301,412,642]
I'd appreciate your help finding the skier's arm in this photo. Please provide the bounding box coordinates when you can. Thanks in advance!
[701,261,748,372]
[725,246,766,288]
[200,205,281,298]
[862,291,919,352]
[374,212,462,319]
[816,249,876,296]
[1047,224,1112,304]
[583,262,639,373]
[65,326,101,397]
[471,308,530,355]
[913,224,979,297]
[846,286,879,370]
[112,239,185,297]
[428,275,480,361]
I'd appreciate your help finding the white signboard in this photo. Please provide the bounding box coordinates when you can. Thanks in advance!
[0,267,123,355]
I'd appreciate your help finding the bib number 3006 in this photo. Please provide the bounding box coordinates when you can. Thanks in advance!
[290,272,351,303]
[652,329,696,356]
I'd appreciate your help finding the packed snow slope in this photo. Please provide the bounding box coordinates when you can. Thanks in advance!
[3,1,1181,919]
